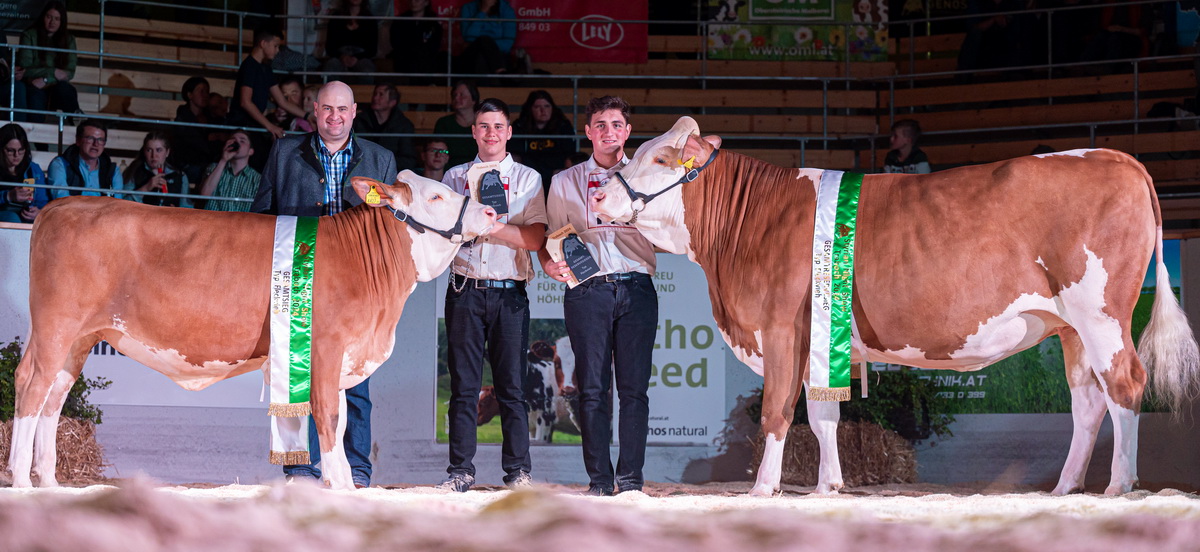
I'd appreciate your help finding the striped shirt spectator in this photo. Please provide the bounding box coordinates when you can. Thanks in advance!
[201,130,259,212]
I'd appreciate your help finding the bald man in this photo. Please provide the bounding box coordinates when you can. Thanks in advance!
[251,81,397,488]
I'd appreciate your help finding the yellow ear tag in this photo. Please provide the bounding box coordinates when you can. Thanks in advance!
[678,156,696,170]
[365,185,381,205]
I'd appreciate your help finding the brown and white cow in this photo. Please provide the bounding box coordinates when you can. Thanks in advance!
[10,171,498,490]
[591,116,1200,496]
[477,336,581,442]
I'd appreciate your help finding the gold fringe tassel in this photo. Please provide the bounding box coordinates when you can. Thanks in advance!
[269,450,311,466]
[808,386,851,402]
[268,401,312,417]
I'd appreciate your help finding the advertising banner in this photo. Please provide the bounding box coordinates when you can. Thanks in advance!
[708,0,888,62]
[0,0,44,33]
[432,0,648,64]
[435,253,726,446]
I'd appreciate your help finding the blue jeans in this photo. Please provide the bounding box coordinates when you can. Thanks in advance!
[564,273,658,491]
[444,277,532,480]
[282,377,372,486]
[24,80,79,123]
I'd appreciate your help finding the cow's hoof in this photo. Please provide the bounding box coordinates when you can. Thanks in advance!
[747,484,776,497]
[323,478,355,491]
[38,478,60,488]
[1103,482,1134,496]
[813,482,842,495]
[11,478,33,489]
[1051,482,1081,496]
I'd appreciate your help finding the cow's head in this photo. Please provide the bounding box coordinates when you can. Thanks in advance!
[591,117,721,254]
[352,171,498,280]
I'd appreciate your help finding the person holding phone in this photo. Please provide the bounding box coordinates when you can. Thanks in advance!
[200,130,259,212]
[124,131,191,208]
[537,96,657,496]
[0,123,50,223]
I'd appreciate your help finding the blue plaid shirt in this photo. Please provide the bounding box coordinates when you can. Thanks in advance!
[314,134,355,215]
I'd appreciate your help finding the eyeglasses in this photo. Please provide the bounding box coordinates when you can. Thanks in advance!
[82,136,107,145]
[428,149,449,155]
[4,147,25,156]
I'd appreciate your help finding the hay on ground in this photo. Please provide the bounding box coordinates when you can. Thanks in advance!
[750,421,917,486]
[0,418,107,485]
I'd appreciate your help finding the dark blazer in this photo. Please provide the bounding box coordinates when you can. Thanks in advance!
[251,132,397,217]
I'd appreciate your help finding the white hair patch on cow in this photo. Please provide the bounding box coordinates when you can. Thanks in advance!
[1056,247,1124,374]
[870,345,932,366]
[720,327,763,376]
[111,316,128,333]
[797,169,824,194]
[949,293,1058,367]
[1034,148,1094,159]
[1036,257,1047,270]
[112,335,255,391]
[1104,401,1139,494]
[750,432,786,496]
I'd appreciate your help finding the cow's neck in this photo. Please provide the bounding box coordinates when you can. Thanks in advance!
[321,205,419,296]
[679,150,810,267]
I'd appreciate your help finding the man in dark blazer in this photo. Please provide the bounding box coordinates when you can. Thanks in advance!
[251,81,397,488]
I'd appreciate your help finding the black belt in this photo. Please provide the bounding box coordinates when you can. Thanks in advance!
[604,272,642,282]
[454,274,524,289]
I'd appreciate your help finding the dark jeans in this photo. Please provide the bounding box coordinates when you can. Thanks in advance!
[282,377,372,486]
[24,80,79,123]
[445,277,532,479]
[564,273,658,491]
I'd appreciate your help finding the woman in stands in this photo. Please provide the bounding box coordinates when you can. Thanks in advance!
[0,123,50,224]
[19,1,81,124]
[124,131,191,208]
[512,90,576,191]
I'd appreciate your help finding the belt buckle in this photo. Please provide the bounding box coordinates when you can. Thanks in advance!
[605,273,626,283]
[473,278,489,289]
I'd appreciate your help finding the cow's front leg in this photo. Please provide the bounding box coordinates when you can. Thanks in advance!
[806,390,843,494]
[750,331,801,497]
[316,389,353,491]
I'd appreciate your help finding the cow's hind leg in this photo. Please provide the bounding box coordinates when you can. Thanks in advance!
[805,387,844,494]
[749,331,802,497]
[1099,345,1143,495]
[1053,329,1108,495]
[11,334,95,488]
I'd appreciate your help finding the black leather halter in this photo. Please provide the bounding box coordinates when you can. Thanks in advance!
[386,195,472,244]
[611,149,720,223]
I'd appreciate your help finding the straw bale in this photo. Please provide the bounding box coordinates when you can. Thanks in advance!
[750,421,917,486]
[0,418,107,485]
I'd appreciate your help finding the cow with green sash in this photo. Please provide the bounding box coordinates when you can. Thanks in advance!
[590,116,1200,497]
[9,171,501,490]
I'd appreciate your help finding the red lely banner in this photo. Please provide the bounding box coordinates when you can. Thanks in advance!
[431,0,648,64]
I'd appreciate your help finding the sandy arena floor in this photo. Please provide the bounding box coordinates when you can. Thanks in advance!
[1,480,1198,551]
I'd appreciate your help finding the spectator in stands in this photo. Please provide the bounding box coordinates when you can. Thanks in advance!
[883,119,932,174]
[417,138,449,180]
[0,123,49,223]
[252,81,396,490]
[512,90,575,190]
[353,83,416,170]
[201,130,259,212]
[301,84,321,130]
[209,93,230,120]
[1081,0,1150,74]
[955,0,1028,81]
[228,27,308,141]
[435,80,480,168]
[19,1,81,123]
[47,119,126,199]
[0,44,28,122]
[270,76,313,133]
[391,0,444,85]
[174,76,225,187]
[456,0,518,79]
[323,0,378,84]
[124,131,191,208]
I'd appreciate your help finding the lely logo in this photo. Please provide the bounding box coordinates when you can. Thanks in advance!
[570,15,624,50]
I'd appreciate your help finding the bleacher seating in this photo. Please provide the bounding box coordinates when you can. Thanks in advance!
[8,6,1199,226]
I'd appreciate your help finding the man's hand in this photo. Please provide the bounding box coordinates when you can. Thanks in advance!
[11,187,33,204]
[13,65,23,81]
[21,205,39,221]
[542,257,572,283]
[30,77,46,89]
[266,123,285,139]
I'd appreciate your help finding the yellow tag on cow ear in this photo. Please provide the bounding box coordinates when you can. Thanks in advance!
[678,156,696,170]
[365,185,381,205]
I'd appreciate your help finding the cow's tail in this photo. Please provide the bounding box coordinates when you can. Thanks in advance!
[1136,159,1200,414]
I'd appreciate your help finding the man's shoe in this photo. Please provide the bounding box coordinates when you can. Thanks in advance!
[505,471,533,489]
[584,484,614,496]
[436,472,475,492]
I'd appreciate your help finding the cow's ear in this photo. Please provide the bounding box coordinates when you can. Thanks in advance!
[350,176,391,208]
[680,133,720,168]
[702,135,722,150]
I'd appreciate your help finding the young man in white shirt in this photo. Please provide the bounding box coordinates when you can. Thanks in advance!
[440,98,547,492]
[538,96,658,496]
